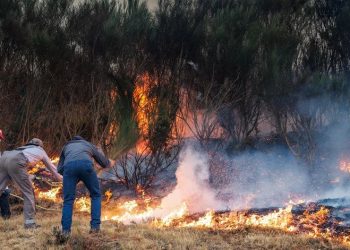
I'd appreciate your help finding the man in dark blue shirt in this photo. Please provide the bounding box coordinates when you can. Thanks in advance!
[57,136,112,234]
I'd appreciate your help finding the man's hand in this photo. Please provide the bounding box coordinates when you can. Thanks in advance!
[55,174,63,182]
[108,159,116,168]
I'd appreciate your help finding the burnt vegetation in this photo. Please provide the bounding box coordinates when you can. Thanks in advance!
[1,0,350,190]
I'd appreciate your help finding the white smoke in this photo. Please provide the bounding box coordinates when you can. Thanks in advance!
[154,146,224,217]
[152,94,350,214]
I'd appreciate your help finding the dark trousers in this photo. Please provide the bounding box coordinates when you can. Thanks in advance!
[61,160,101,232]
[0,189,11,219]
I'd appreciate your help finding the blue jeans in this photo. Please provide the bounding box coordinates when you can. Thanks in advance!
[61,160,101,232]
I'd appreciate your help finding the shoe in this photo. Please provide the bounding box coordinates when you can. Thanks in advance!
[89,228,100,234]
[52,226,70,244]
[24,223,41,229]
[60,231,71,242]
[62,230,70,235]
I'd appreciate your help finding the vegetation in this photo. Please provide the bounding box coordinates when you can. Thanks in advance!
[0,211,347,249]
[1,0,350,188]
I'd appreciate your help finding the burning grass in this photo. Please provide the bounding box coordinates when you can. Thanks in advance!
[23,154,350,249]
[0,211,348,250]
[18,149,350,249]
[14,187,350,249]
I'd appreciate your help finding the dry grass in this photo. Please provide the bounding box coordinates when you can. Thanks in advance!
[0,211,348,250]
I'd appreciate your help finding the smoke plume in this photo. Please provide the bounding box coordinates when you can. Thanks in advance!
[154,146,224,217]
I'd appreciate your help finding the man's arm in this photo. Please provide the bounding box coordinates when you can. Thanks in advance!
[57,149,65,175]
[90,144,110,168]
[42,151,63,181]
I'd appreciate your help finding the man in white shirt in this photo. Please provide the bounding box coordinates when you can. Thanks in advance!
[0,138,62,228]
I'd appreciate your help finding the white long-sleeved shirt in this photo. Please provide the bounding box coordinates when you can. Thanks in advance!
[22,147,62,181]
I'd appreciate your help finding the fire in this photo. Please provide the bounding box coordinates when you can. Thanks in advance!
[133,73,154,136]
[105,189,113,203]
[30,156,350,247]
[105,121,118,146]
[110,88,117,102]
[136,184,146,198]
[133,73,157,154]
[119,200,138,211]
[102,198,156,224]
[75,197,91,212]
[299,206,329,235]
[155,202,189,226]
[33,183,350,247]
[36,186,62,202]
[28,156,60,175]
[152,204,295,231]
[237,206,294,230]
[152,203,215,228]
[184,210,214,228]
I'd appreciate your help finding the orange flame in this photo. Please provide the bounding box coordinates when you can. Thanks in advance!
[28,156,60,175]
[75,197,91,212]
[105,189,113,203]
[36,186,62,202]
[31,156,350,247]
[133,73,158,154]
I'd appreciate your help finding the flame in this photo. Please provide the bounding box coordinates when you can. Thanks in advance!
[136,184,146,198]
[105,121,118,146]
[133,73,154,136]
[36,186,62,202]
[75,197,91,212]
[105,189,113,203]
[299,206,329,235]
[119,200,138,211]
[32,156,62,202]
[33,183,350,247]
[110,88,117,102]
[28,156,60,175]
[30,155,350,247]
[155,202,189,226]
[102,198,156,224]
[240,206,294,230]
[133,73,158,154]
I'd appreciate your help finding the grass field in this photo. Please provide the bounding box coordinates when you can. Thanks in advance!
[0,210,348,250]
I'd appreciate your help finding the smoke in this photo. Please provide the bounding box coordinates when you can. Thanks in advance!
[223,149,311,209]
[153,92,350,213]
[154,146,225,216]
[155,144,313,214]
